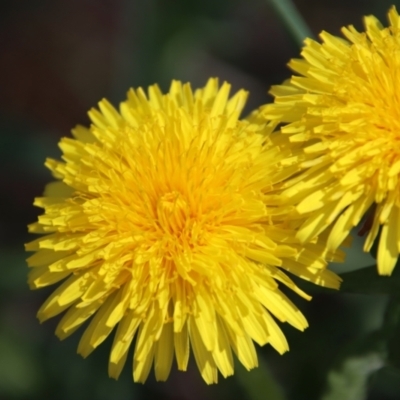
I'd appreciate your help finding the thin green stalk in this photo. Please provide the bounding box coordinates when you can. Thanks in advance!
[268,0,313,46]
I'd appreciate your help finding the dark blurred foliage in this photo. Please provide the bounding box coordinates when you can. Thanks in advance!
[1,1,400,399]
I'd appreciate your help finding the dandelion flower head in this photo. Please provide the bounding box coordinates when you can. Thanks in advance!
[26,78,340,384]
[261,6,400,275]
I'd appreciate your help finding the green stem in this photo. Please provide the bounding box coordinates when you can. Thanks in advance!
[268,0,314,47]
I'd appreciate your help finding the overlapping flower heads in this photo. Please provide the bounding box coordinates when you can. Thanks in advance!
[26,78,341,383]
[261,6,400,276]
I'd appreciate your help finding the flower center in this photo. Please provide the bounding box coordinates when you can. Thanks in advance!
[157,191,190,235]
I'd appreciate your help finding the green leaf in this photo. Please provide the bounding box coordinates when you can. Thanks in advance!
[339,265,400,295]
[370,366,400,397]
[0,330,44,398]
[382,296,400,369]
[322,352,384,400]
[0,249,29,292]
[235,357,286,400]
[321,294,400,400]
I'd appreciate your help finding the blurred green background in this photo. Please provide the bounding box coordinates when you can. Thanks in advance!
[1,0,400,399]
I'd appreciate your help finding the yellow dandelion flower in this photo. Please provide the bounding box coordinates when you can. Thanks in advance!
[26,78,340,384]
[261,7,400,276]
